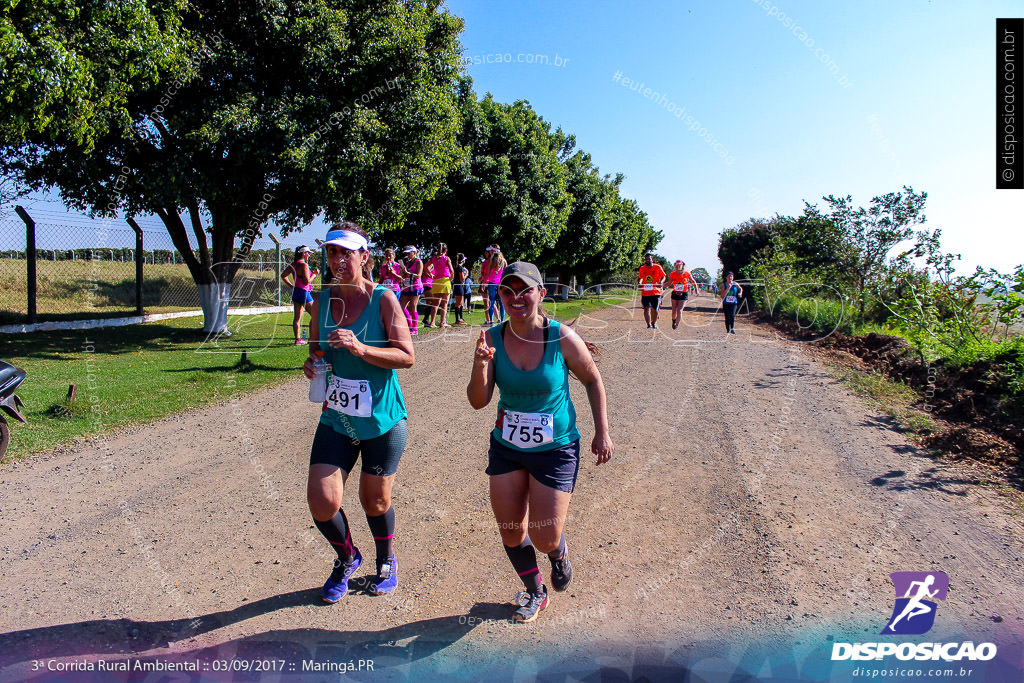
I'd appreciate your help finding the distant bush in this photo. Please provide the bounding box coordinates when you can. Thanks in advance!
[774,294,850,337]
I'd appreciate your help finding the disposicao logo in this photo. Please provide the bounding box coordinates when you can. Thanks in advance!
[883,571,948,635]
[830,570,997,662]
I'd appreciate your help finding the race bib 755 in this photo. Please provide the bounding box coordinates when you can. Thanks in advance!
[501,410,554,448]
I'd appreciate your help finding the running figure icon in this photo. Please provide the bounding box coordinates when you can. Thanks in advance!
[886,575,938,632]
[882,571,949,635]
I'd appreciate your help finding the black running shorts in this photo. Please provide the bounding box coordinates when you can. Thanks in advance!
[641,294,662,308]
[309,419,407,476]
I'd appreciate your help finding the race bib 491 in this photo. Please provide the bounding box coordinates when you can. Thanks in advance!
[326,376,372,418]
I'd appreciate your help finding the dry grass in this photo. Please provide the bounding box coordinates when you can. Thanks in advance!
[0,259,281,323]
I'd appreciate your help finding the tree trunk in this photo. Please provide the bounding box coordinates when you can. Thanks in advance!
[154,202,254,334]
[198,282,232,334]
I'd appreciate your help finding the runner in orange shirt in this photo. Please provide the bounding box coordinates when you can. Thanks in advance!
[637,253,667,329]
[667,260,695,330]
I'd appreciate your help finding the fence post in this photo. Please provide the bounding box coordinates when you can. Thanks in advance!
[126,218,144,316]
[15,205,37,323]
[269,234,282,306]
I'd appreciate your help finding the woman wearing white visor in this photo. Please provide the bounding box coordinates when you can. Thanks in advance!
[302,222,414,601]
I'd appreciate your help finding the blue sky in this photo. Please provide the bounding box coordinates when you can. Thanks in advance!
[12,1,1021,277]
[447,0,1024,276]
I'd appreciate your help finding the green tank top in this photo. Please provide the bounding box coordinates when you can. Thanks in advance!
[490,319,580,452]
[317,285,407,441]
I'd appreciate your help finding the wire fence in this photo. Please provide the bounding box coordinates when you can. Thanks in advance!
[0,207,289,325]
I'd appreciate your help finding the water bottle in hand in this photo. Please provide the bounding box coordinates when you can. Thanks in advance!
[309,351,328,403]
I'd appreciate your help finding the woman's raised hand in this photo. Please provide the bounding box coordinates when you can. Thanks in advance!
[474,330,495,366]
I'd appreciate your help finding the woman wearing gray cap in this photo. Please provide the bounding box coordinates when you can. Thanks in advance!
[467,261,613,623]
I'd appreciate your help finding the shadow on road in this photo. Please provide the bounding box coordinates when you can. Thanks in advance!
[0,589,510,671]
[869,465,977,496]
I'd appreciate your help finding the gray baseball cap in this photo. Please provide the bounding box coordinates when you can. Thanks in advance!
[500,261,544,289]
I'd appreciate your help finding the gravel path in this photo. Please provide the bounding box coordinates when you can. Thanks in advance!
[1,295,1021,681]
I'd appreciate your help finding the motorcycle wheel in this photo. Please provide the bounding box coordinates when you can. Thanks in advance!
[0,416,8,460]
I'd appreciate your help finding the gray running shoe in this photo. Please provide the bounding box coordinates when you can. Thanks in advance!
[513,587,549,623]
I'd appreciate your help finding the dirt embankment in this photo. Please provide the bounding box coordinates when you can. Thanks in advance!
[765,313,1023,481]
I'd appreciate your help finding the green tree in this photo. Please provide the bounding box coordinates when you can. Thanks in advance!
[818,186,927,320]
[536,149,615,272]
[690,267,711,284]
[980,265,1024,338]
[717,217,781,279]
[882,229,988,364]
[775,209,855,286]
[1,0,464,332]
[577,192,661,285]
[396,88,571,262]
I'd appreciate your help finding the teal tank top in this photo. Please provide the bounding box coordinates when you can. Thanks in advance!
[317,285,407,441]
[490,319,580,452]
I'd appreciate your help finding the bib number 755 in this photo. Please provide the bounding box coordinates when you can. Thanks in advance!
[501,410,554,448]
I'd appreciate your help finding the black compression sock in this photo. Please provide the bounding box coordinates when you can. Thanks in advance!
[314,510,356,563]
[366,507,395,561]
[503,540,542,593]
[547,534,567,561]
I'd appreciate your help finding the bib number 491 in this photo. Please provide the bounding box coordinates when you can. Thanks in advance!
[326,377,372,418]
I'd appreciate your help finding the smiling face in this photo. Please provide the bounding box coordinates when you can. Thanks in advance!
[498,277,545,319]
[644,254,654,267]
[326,244,367,282]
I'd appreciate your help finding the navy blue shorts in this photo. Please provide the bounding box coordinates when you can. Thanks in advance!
[292,288,313,304]
[309,419,407,477]
[486,434,581,493]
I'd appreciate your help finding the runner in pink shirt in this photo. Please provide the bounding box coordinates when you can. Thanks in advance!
[282,245,320,345]
[425,243,454,328]
[480,245,507,325]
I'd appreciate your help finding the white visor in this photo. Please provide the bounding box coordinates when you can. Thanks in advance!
[322,229,368,251]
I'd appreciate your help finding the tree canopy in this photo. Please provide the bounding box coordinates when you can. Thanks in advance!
[2,0,465,330]
[394,87,571,261]
[391,83,660,278]
[3,1,662,328]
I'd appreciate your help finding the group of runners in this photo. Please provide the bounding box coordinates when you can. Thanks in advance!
[299,222,612,623]
[283,242,512,344]
[637,253,744,334]
[293,225,743,623]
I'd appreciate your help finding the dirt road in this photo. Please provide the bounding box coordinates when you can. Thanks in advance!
[1,297,1022,681]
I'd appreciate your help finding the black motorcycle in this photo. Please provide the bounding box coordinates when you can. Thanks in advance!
[0,360,27,459]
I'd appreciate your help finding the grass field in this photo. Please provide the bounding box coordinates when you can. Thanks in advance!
[0,259,282,323]
[0,289,631,462]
